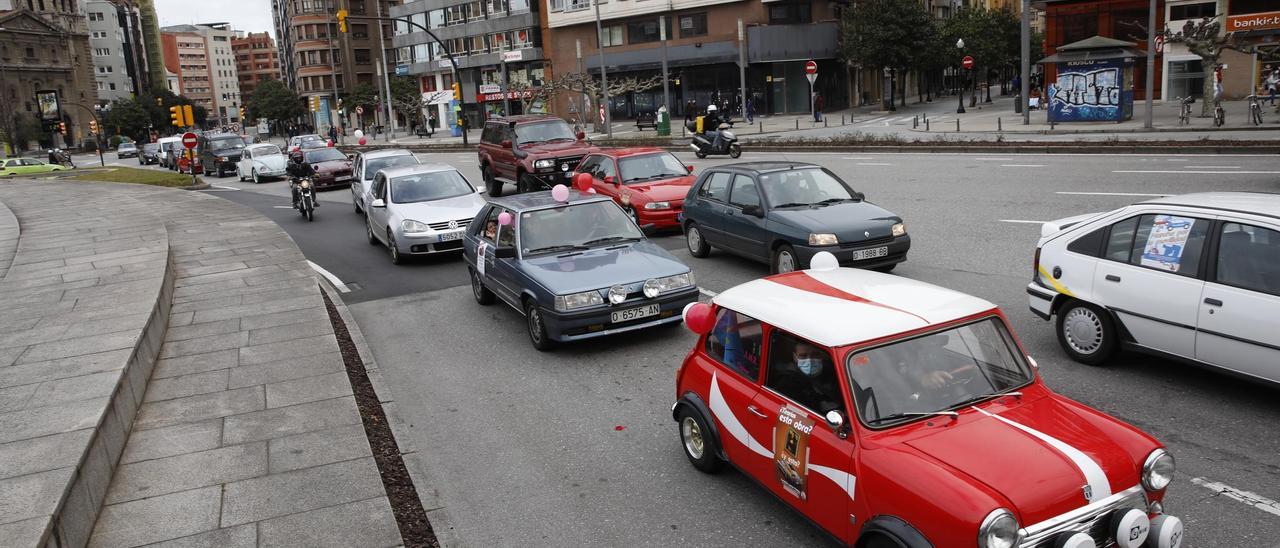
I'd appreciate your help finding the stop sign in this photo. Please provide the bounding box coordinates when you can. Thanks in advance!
[181,132,198,149]
[804,60,818,75]
[962,55,975,70]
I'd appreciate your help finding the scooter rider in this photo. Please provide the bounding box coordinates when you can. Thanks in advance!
[703,104,725,151]
[286,150,317,209]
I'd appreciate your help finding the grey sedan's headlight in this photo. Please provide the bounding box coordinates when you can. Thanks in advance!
[554,290,604,311]
[1142,449,1175,491]
[977,508,1019,548]
[644,201,671,210]
[808,233,839,246]
[534,159,555,170]
[892,222,906,237]
[401,220,430,233]
[651,272,694,294]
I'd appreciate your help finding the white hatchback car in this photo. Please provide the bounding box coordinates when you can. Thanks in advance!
[365,164,487,264]
[1028,192,1280,385]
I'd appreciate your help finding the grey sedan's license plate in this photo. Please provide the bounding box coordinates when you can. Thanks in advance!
[852,246,889,261]
[611,304,660,323]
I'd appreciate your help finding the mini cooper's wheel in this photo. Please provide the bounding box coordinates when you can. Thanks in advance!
[677,407,723,473]
[387,232,405,265]
[772,244,798,274]
[1056,300,1116,366]
[685,223,710,258]
[524,300,554,351]
[470,268,495,305]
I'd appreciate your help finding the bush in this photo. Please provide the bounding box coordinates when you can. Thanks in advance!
[108,135,130,149]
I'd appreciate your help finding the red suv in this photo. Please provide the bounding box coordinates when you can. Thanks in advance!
[478,115,597,197]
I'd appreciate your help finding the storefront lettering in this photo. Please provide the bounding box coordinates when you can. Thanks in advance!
[1051,68,1121,108]
[1227,11,1280,33]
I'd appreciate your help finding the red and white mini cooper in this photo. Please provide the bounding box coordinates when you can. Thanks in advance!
[672,255,1184,548]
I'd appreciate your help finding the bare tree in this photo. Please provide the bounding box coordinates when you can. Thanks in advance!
[1125,15,1245,116]
[525,72,663,132]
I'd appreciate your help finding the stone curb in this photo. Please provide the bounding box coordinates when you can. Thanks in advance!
[0,199,17,279]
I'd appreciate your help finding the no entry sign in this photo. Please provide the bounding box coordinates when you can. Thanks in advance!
[181,132,198,149]
[804,60,817,75]
[962,56,974,70]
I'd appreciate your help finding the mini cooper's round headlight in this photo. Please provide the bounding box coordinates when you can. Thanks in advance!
[977,508,1019,548]
[1142,449,1175,491]
[608,285,627,305]
[642,279,660,299]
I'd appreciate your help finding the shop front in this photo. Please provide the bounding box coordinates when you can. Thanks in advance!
[1228,8,1280,97]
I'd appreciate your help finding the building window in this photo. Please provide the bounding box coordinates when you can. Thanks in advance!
[88,11,102,21]
[509,0,529,13]
[548,0,564,11]
[679,13,707,38]
[599,24,623,47]
[567,0,589,11]
[627,19,665,44]
[468,0,485,20]
[94,47,111,56]
[512,28,533,48]
[1055,12,1098,46]
[1169,2,1215,21]
[1167,59,1204,99]
[109,83,116,90]
[467,35,486,54]
[488,31,511,51]
[353,24,369,39]
[446,5,467,26]
[487,0,507,17]
[428,9,445,28]
[768,2,811,24]
[24,47,35,58]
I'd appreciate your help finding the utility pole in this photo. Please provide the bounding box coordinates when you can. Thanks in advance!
[594,0,612,138]
[1021,0,1030,125]
[659,15,670,113]
[1144,0,1155,129]
[737,18,747,123]
[328,9,339,135]
[376,0,395,138]
[501,55,511,116]
[576,39,588,125]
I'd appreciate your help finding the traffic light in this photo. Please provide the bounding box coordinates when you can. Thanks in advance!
[170,106,184,127]
[89,120,98,134]
[336,9,348,33]
[182,105,194,126]
[58,121,67,135]
[452,82,462,101]
[239,107,246,120]
[155,97,163,106]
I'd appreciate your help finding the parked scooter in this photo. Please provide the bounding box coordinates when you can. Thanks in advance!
[687,123,741,159]
[293,177,316,221]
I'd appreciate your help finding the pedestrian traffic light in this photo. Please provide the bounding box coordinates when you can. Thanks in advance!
[452,82,461,101]
[170,105,185,127]
[336,9,348,33]
[58,121,67,135]
[89,120,98,134]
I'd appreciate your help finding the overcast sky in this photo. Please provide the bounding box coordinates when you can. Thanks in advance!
[156,0,276,39]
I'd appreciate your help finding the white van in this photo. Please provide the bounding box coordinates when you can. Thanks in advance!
[155,136,183,170]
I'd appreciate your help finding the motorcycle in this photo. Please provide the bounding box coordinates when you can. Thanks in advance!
[48,149,75,168]
[687,123,741,159]
[293,177,316,221]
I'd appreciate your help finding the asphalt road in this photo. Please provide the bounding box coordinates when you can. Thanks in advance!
[133,149,1280,546]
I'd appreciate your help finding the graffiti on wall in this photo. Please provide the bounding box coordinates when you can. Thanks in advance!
[1048,60,1132,122]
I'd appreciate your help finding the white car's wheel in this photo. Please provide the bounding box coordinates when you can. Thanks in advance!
[1056,300,1117,366]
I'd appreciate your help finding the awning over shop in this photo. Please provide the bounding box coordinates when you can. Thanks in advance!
[1038,36,1145,64]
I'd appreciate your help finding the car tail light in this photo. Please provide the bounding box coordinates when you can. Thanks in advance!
[1033,247,1041,281]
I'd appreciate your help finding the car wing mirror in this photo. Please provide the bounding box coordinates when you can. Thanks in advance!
[825,410,851,439]
[575,131,585,141]
[370,198,386,208]
[1027,355,1039,369]
[686,165,694,173]
[604,175,616,185]
[500,139,512,149]
[853,191,866,201]
[494,246,517,259]
[741,205,764,218]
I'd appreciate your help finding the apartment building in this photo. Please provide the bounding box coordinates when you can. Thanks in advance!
[233,31,282,98]
[161,23,242,124]
[85,0,151,102]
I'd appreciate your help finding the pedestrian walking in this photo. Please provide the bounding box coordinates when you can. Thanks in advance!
[813,93,824,123]
[1266,68,1279,106]
[745,97,754,124]
[685,99,696,123]
[328,125,338,143]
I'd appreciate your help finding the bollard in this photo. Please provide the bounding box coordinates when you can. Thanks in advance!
[795,119,799,130]
[926,119,930,131]
[998,117,1002,132]
[842,115,846,125]
[956,119,960,132]
[913,116,918,129]
[759,121,763,133]
[824,117,828,128]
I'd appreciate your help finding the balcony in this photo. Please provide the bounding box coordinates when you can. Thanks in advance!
[747,21,839,63]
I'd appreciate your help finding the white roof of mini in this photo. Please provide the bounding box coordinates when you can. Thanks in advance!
[1140,192,1280,218]
[713,268,997,348]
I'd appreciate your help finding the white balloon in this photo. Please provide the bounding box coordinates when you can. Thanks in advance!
[354,129,364,138]
[809,251,839,271]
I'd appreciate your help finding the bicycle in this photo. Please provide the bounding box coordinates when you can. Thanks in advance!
[1246,94,1264,126]
[1177,96,1194,125]
[1213,98,1225,128]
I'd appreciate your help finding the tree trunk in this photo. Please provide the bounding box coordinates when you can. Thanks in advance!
[1200,61,1217,117]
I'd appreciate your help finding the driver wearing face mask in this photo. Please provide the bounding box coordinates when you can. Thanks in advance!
[771,340,844,415]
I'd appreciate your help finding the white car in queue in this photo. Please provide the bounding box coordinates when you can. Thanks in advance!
[236,143,288,183]
[365,164,487,265]
[1029,192,1280,385]
[350,148,420,214]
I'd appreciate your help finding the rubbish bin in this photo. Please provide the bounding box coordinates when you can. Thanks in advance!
[1014,94,1023,114]
[656,105,670,136]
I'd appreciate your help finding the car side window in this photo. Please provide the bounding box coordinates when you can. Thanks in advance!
[481,125,494,143]
[1126,214,1210,276]
[728,175,760,209]
[705,308,764,381]
[1104,216,1140,262]
[501,125,515,143]
[371,174,386,200]
[597,158,617,181]
[764,330,845,415]
[1215,222,1280,296]
[479,207,500,243]
[1067,226,1107,257]
[698,172,731,202]
[578,155,600,177]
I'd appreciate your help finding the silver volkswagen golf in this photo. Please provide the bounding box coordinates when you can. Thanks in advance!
[365,164,489,264]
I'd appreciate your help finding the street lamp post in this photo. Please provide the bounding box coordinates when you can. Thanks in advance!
[594,0,612,139]
[956,38,966,114]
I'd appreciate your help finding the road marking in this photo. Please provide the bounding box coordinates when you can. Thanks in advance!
[698,287,719,298]
[843,157,874,160]
[211,184,240,190]
[856,162,893,166]
[1190,477,1280,518]
[1057,191,1172,197]
[1183,165,1240,169]
[272,205,293,209]
[976,157,1014,161]
[1113,170,1280,175]
[307,260,351,293]
[999,219,1046,224]
[1166,158,1189,161]
[1001,164,1045,167]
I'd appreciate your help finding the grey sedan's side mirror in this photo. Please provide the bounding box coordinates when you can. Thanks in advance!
[370,199,386,208]
[741,205,764,218]
[494,246,516,259]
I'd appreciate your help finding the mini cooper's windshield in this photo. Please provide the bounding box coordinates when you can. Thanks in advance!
[846,317,1033,427]
[519,200,643,255]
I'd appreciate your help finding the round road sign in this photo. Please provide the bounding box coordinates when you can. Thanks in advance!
[181,132,198,149]
[356,106,364,115]
[962,55,975,70]
[804,60,818,75]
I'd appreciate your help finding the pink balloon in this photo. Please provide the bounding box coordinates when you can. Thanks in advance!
[498,211,513,226]
[683,302,715,335]
[326,139,334,147]
[573,172,593,192]
[358,137,367,145]
[551,184,569,202]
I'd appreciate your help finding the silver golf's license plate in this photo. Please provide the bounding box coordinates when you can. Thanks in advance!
[437,231,463,242]
[611,304,660,323]
[852,246,889,261]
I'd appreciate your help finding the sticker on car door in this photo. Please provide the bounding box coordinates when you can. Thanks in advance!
[1140,215,1196,272]
[774,405,814,499]
[477,242,488,276]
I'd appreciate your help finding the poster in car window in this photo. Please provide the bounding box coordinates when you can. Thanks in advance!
[773,405,814,499]
[1140,215,1196,272]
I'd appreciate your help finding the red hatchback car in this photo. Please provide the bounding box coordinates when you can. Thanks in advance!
[673,255,1184,548]
[574,147,694,230]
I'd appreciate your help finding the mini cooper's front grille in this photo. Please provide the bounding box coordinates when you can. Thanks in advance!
[427,218,472,231]
[1018,486,1147,548]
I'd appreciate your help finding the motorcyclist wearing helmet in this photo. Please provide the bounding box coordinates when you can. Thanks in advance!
[703,104,725,151]
[286,149,317,208]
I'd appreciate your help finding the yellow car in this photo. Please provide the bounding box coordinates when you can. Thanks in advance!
[0,158,68,176]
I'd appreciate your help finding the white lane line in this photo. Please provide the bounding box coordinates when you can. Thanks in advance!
[1183,165,1241,169]
[976,157,1015,161]
[1057,191,1172,197]
[856,162,893,166]
[843,157,874,160]
[1113,170,1280,175]
[307,260,351,293]
[1001,164,1045,167]
[698,287,719,298]
[272,205,293,209]
[999,219,1047,224]
[1166,158,1189,161]
[1190,477,1280,518]
[211,184,240,190]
